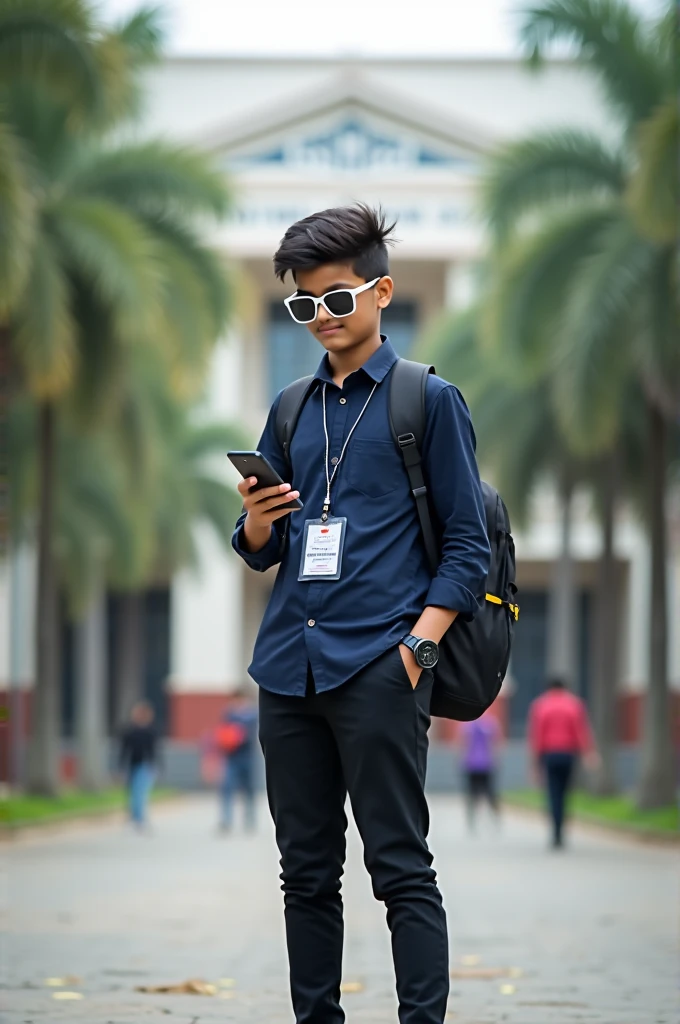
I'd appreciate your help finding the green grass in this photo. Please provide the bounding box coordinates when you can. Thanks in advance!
[0,787,175,828]
[505,789,679,835]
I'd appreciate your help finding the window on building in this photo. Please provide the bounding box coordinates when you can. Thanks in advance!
[267,302,319,400]
[380,300,418,356]
[266,298,419,401]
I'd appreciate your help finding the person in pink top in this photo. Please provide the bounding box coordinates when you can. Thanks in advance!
[528,678,599,848]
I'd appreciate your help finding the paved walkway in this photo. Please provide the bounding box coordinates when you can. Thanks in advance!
[3,794,677,1023]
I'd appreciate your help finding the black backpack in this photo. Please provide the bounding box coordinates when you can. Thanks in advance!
[275,358,519,721]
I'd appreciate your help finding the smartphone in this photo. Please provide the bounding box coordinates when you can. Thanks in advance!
[227,450,304,510]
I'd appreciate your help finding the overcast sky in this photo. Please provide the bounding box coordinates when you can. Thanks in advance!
[101,0,663,58]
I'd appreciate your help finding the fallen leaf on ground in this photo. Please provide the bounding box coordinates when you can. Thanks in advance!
[509,967,524,978]
[218,978,236,988]
[136,979,217,995]
[500,983,517,995]
[340,980,364,993]
[52,992,83,1001]
[460,955,481,966]
[450,967,517,980]
[44,976,80,987]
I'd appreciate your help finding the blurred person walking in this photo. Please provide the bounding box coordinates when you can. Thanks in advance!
[459,710,502,831]
[119,701,160,830]
[216,688,258,832]
[529,679,598,849]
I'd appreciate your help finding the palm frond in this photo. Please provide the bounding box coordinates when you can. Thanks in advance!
[48,196,161,342]
[146,222,230,390]
[627,98,679,244]
[553,215,656,450]
[90,5,166,126]
[149,215,231,326]
[113,5,165,64]
[2,86,74,180]
[13,230,75,397]
[482,130,626,243]
[0,115,35,311]
[483,202,619,378]
[415,307,484,394]
[519,0,669,127]
[68,141,230,220]
[193,475,243,548]
[182,421,250,461]
[0,0,105,122]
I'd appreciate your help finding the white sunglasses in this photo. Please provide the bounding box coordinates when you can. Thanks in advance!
[284,278,381,324]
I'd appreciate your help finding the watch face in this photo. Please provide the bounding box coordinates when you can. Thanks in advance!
[416,640,439,669]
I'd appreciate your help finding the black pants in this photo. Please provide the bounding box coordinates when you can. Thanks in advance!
[465,770,498,826]
[259,646,449,1024]
[542,752,576,846]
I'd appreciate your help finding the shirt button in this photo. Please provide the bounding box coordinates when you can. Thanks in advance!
[307,619,316,627]
[331,456,339,465]
[339,397,347,404]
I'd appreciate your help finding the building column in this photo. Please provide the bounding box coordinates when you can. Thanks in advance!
[169,526,244,740]
[444,261,476,310]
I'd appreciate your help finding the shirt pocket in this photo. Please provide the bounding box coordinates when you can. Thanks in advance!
[346,439,400,498]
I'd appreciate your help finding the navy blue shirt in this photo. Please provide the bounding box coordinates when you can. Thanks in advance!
[232,337,490,696]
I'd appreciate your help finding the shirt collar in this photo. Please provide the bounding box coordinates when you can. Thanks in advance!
[313,335,398,387]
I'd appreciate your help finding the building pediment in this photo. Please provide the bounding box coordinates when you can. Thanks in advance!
[203,74,493,176]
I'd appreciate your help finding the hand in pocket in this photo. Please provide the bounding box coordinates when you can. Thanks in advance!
[398,644,423,690]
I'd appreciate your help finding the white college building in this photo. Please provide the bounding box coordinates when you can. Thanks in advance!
[3,54,679,762]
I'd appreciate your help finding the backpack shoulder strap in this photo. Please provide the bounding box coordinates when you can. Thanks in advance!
[388,358,439,574]
[274,375,315,471]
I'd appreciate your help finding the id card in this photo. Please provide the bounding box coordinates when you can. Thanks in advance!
[298,517,347,581]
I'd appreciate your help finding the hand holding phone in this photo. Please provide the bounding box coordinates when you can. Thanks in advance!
[228,451,303,552]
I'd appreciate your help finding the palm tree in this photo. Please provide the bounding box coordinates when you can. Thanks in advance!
[108,363,247,726]
[419,310,588,709]
[10,372,247,788]
[2,4,231,794]
[419,303,651,791]
[480,0,678,807]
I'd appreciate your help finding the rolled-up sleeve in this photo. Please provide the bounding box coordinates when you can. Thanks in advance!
[422,385,490,619]
[231,392,289,573]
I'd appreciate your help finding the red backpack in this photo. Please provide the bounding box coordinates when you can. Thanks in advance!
[216,721,247,754]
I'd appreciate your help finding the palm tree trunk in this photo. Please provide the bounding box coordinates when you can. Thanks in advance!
[76,582,108,791]
[28,401,60,795]
[547,472,578,688]
[591,452,620,794]
[114,591,145,728]
[638,405,675,808]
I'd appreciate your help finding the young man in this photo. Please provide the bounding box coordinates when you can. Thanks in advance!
[232,204,490,1024]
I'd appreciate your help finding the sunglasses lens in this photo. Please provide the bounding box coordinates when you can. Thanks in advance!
[288,297,316,322]
[324,291,355,317]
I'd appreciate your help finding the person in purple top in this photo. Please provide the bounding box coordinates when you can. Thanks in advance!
[459,711,502,830]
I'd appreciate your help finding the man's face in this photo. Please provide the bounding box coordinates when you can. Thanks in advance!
[293,263,393,355]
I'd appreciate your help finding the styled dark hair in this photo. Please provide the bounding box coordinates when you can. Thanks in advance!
[273,203,397,282]
[548,678,566,690]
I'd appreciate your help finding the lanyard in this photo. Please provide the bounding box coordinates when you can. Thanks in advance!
[321,381,378,521]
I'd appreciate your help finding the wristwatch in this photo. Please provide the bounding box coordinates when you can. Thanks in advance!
[400,634,439,669]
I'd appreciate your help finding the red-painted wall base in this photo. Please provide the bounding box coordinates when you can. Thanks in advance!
[169,692,235,742]
[166,688,680,743]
